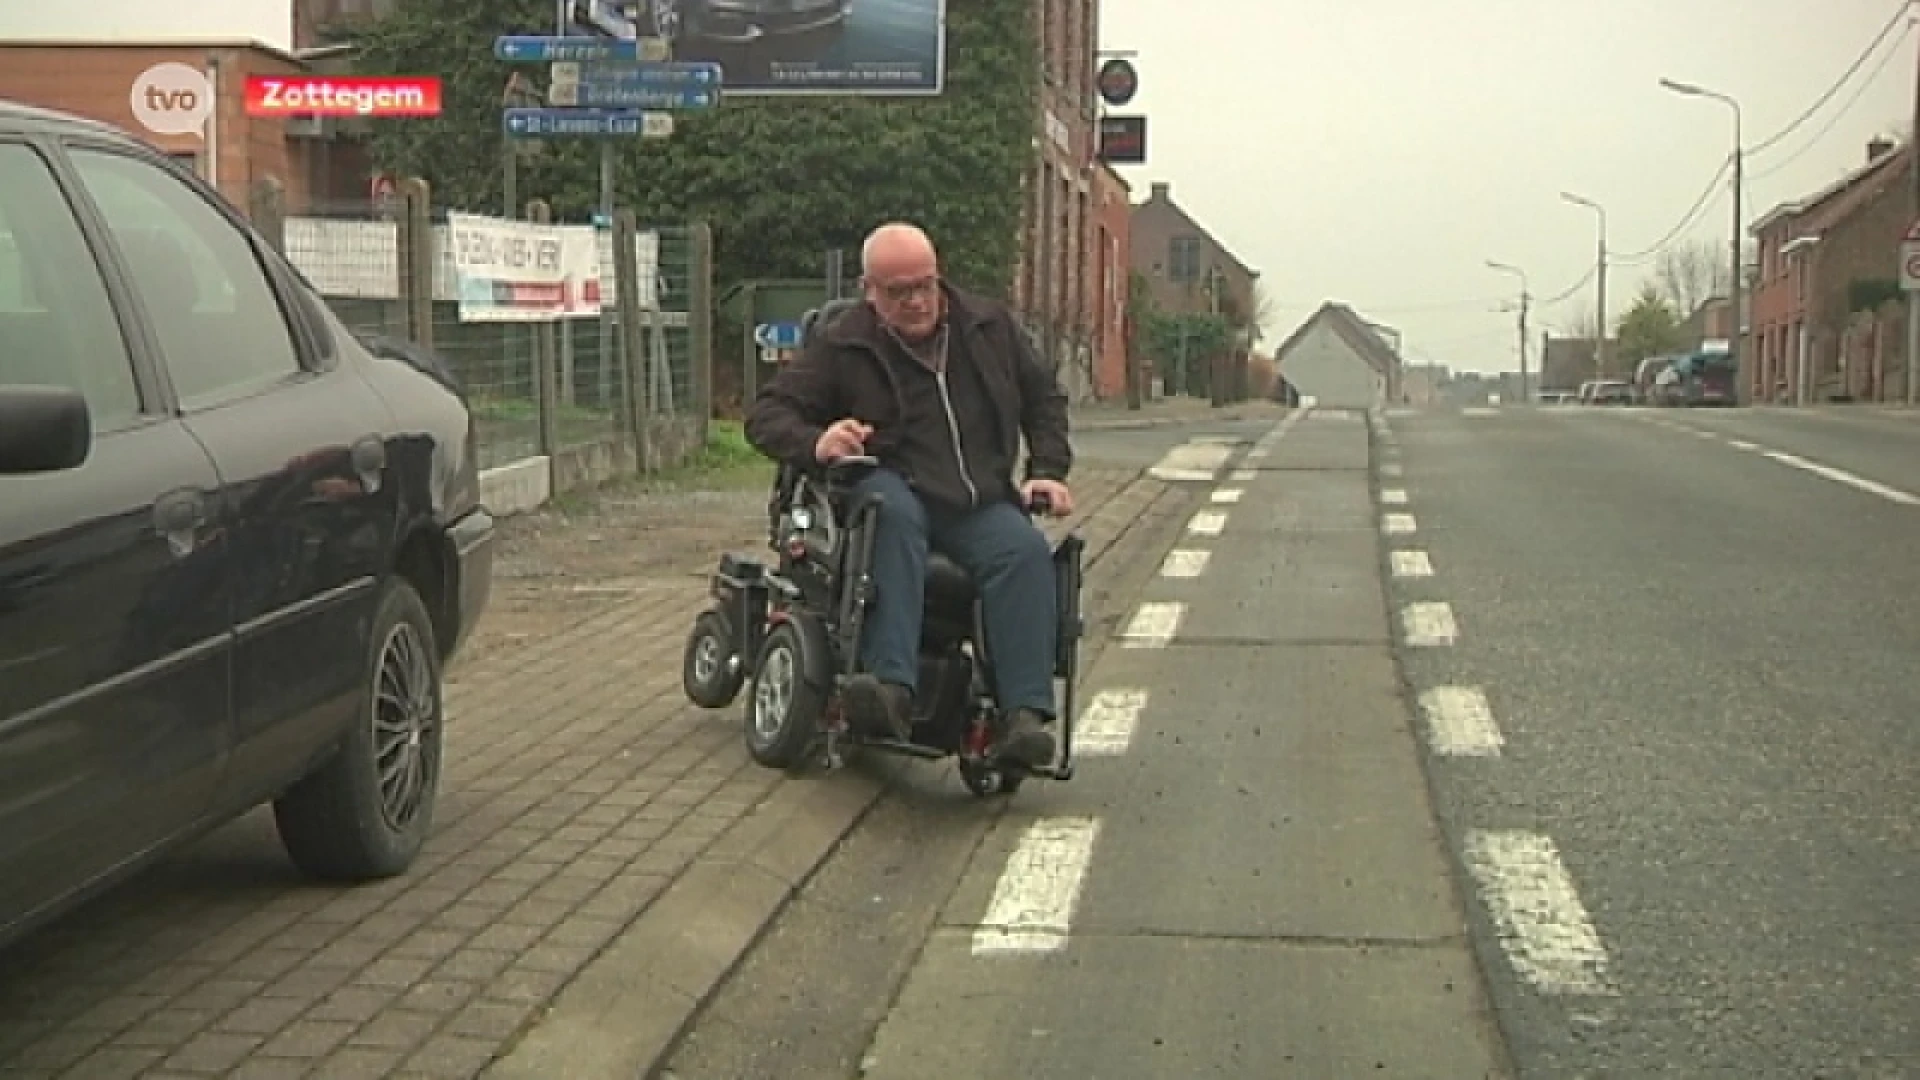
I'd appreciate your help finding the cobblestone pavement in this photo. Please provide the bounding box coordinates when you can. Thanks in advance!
[0,458,1180,1079]
[1071,396,1281,430]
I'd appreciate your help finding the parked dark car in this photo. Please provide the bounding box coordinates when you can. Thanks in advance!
[0,100,494,946]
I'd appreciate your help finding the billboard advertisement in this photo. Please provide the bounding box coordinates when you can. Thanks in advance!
[568,0,944,96]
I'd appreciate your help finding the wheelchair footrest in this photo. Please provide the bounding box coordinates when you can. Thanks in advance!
[850,736,949,761]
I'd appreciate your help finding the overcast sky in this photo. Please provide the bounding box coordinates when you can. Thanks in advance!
[1101,0,1915,373]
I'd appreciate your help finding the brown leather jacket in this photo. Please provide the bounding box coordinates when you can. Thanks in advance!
[743,284,1072,490]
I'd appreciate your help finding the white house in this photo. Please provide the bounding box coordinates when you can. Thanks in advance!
[1272,302,1404,410]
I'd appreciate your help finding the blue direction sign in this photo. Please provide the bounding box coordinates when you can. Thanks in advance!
[755,322,804,350]
[562,61,722,88]
[504,108,663,138]
[552,82,718,110]
[494,35,642,63]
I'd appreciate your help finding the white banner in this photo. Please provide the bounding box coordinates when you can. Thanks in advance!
[448,212,570,323]
[285,213,658,320]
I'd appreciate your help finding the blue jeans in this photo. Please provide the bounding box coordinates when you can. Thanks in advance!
[853,469,1058,717]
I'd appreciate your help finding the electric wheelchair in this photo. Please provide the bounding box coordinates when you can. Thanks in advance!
[680,301,1085,796]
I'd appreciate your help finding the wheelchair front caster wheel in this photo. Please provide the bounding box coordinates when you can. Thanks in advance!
[959,760,1024,797]
[683,610,745,709]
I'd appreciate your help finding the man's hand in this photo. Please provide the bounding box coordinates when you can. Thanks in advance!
[813,418,873,463]
[1021,478,1074,517]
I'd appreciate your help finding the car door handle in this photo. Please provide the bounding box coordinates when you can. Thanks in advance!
[153,489,206,557]
[350,436,386,493]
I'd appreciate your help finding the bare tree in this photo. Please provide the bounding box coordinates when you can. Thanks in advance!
[1655,238,1731,320]
[1248,280,1277,343]
[1557,304,1603,342]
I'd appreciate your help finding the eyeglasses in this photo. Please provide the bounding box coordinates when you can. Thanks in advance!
[874,275,940,303]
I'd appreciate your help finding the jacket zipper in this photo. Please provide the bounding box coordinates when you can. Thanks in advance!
[933,368,979,507]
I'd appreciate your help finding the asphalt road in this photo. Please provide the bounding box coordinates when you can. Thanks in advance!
[1383,404,1920,1077]
[658,408,1510,1078]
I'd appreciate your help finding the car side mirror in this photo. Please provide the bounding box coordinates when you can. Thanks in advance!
[0,386,91,474]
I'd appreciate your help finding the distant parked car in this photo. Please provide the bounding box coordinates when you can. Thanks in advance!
[0,100,494,946]
[1582,380,1634,405]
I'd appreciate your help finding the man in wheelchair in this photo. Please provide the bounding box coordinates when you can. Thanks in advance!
[743,223,1074,771]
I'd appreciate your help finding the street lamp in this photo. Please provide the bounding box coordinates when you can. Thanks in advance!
[1486,259,1531,402]
[1781,235,1820,406]
[1661,77,1746,403]
[1561,192,1608,384]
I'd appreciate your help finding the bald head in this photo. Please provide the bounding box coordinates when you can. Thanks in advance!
[861,221,944,341]
[861,222,937,279]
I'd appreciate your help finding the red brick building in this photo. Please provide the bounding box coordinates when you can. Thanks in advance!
[0,1,393,212]
[1013,0,1107,399]
[1127,181,1259,327]
[1087,160,1132,399]
[1749,139,1912,402]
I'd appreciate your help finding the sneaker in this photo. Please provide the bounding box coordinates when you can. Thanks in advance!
[995,708,1056,770]
[843,675,914,741]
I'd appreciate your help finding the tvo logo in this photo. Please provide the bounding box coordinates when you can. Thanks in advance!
[131,63,214,136]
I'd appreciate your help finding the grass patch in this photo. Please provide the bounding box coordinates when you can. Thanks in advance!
[545,419,776,513]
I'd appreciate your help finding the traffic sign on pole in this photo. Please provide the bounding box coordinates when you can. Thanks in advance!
[755,322,804,350]
[504,108,675,138]
[548,81,719,110]
[549,61,721,88]
[495,35,645,63]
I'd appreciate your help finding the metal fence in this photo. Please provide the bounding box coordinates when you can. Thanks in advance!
[253,178,712,486]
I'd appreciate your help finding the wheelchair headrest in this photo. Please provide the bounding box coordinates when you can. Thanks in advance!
[800,297,862,347]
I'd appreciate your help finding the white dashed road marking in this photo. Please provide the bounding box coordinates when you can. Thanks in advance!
[1763,450,1920,506]
[1463,830,1615,995]
[972,817,1103,955]
[1380,488,1408,505]
[1417,686,1504,757]
[1075,689,1148,756]
[1381,513,1418,535]
[1401,602,1458,646]
[1159,549,1211,579]
[1147,441,1235,483]
[1187,510,1228,536]
[1230,468,1256,482]
[1728,438,1758,451]
[1119,602,1184,648]
[1210,488,1243,504]
[1390,550,1433,578]
[1380,462,1403,478]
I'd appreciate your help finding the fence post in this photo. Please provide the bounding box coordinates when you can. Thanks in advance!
[397,177,434,351]
[249,176,285,255]
[528,200,560,457]
[689,220,713,446]
[613,210,652,471]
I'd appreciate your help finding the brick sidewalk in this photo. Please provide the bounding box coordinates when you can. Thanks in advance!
[0,463,1167,1079]
[1071,396,1286,431]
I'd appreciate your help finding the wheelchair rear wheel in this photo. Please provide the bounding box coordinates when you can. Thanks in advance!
[745,621,825,769]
